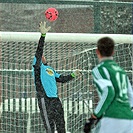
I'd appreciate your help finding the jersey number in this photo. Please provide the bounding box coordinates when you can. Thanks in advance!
[116,72,128,99]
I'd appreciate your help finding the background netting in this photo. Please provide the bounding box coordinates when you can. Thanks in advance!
[0,36,132,133]
[0,0,133,133]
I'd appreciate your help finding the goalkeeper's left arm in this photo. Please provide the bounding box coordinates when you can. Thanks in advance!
[56,69,82,83]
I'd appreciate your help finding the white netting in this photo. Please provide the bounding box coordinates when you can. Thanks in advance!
[0,32,132,133]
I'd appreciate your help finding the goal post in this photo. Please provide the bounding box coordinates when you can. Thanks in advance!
[0,31,133,43]
[0,32,133,133]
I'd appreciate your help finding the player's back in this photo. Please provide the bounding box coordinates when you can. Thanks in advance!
[95,59,133,119]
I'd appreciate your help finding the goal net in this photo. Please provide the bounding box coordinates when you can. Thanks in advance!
[0,32,132,133]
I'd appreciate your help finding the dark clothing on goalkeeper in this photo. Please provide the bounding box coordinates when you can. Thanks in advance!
[32,35,75,133]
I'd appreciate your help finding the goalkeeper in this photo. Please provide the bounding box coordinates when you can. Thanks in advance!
[32,21,81,133]
[84,37,133,133]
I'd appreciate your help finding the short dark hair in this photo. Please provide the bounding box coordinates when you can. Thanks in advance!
[97,37,115,57]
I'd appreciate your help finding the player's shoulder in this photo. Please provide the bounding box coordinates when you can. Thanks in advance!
[92,60,113,76]
[97,59,117,69]
[92,61,105,71]
[92,64,102,76]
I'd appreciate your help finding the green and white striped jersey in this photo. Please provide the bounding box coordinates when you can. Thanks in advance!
[92,59,133,119]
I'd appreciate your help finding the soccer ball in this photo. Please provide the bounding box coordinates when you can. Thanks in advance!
[45,7,58,22]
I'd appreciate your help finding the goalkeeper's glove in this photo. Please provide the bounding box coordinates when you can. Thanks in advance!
[39,21,51,34]
[71,69,82,78]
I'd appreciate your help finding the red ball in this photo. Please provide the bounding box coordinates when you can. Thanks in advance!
[45,8,58,22]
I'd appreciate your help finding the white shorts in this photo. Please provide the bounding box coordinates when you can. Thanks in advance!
[93,117,133,133]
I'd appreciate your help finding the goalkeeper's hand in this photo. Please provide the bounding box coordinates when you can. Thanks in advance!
[39,21,51,34]
[71,69,82,78]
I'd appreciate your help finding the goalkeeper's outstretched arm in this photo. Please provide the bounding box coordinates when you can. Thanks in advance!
[35,35,45,66]
[34,21,51,67]
[56,69,82,83]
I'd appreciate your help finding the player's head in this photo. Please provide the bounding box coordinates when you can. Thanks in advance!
[96,37,115,58]
[42,54,47,65]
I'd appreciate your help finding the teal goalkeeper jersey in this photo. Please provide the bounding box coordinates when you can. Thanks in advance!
[92,59,133,119]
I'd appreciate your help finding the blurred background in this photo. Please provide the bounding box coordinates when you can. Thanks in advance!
[0,0,132,34]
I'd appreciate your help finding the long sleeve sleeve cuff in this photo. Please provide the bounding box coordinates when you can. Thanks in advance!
[41,33,46,37]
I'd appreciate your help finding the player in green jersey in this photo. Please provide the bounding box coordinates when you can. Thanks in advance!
[84,37,133,133]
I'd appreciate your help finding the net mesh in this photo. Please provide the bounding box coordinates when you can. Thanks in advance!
[0,37,133,133]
